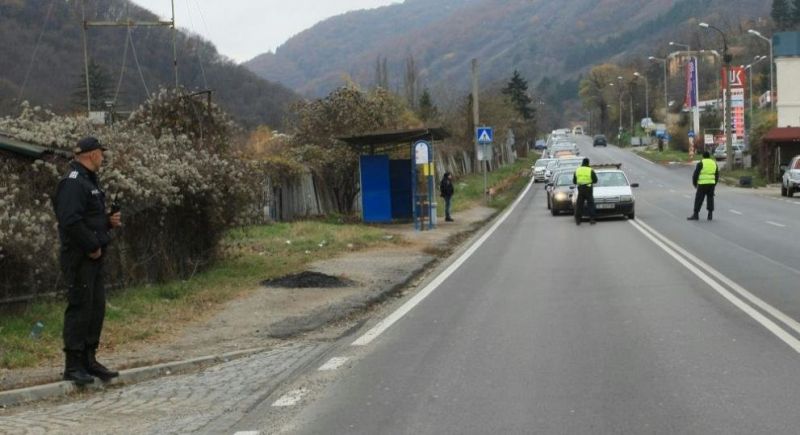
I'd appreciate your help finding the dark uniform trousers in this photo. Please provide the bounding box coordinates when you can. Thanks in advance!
[61,249,106,353]
[575,185,596,223]
[693,184,716,214]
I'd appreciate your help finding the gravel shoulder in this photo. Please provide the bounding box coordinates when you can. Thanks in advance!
[0,206,496,392]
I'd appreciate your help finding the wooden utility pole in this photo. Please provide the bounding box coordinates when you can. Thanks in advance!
[81,0,178,115]
[472,58,480,170]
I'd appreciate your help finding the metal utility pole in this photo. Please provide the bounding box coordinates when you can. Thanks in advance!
[471,58,487,202]
[634,72,649,118]
[81,0,178,116]
[748,30,775,112]
[649,56,668,122]
[700,22,733,169]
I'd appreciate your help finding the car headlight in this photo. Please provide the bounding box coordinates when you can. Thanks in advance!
[620,195,633,203]
[554,192,568,201]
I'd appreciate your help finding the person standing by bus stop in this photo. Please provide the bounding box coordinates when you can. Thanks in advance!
[440,172,454,222]
[573,158,598,225]
[53,137,121,385]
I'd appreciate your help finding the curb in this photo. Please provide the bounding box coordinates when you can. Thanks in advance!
[0,347,266,408]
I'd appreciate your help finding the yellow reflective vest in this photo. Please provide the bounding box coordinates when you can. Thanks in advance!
[698,158,717,185]
[575,166,593,186]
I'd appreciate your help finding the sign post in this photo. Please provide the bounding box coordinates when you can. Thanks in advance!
[477,127,493,203]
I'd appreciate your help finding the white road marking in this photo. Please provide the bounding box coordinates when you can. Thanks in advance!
[766,221,786,228]
[272,389,309,407]
[683,195,692,199]
[633,152,656,165]
[318,357,349,371]
[352,177,536,346]
[670,189,676,193]
[729,210,743,215]
[234,432,260,435]
[632,220,800,352]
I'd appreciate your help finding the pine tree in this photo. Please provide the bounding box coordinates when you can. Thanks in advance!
[502,70,533,120]
[417,88,439,123]
[772,0,792,31]
[73,61,112,111]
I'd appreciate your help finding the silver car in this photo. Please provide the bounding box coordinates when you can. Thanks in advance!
[781,155,800,197]
[532,158,555,183]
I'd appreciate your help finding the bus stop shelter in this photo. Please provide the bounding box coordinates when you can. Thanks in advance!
[761,127,800,181]
[339,128,449,229]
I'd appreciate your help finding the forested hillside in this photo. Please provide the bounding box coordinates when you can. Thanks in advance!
[245,0,770,98]
[0,0,297,127]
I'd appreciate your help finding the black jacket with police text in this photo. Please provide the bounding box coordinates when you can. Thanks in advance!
[53,161,111,254]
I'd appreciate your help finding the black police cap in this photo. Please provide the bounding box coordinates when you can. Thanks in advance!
[74,136,107,154]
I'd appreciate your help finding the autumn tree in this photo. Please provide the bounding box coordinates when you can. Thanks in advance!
[579,64,624,136]
[289,85,419,213]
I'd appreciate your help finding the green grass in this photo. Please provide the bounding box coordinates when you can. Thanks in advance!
[634,147,697,164]
[0,221,400,369]
[440,155,537,216]
[719,168,768,188]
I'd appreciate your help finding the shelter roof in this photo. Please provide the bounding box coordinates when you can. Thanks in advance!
[338,128,449,152]
[0,132,70,159]
[763,127,800,143]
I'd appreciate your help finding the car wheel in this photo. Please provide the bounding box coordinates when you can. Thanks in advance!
[547,196,551,210]
[782,184,787,197]
[789,187,795,198]
[627,212,635,220]
[551,207,558,216]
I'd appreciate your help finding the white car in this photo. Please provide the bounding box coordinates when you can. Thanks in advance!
[572,167,638,220]
[532,158,555,183]
[781,155,800,197]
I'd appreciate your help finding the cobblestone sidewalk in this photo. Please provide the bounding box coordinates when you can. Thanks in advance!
[0,343,326,435]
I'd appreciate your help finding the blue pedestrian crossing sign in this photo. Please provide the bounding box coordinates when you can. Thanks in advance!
[688,130,695,138]
[477,127,494,144]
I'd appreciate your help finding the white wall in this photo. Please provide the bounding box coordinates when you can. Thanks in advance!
[776,57,800,128]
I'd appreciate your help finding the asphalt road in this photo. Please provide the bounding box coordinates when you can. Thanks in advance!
[249,137,800,434]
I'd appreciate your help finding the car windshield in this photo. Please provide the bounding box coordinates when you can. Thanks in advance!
[556,173,574,186]
[559,159,582,166]
[546,160,559,170]
[794,159,800,169]
[535,159,551,168]
[595,171,629,187]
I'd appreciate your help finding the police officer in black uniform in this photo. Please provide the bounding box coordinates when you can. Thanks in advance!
[53,137,121,384]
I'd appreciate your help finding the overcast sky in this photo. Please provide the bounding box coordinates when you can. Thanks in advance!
[131,1,402,63]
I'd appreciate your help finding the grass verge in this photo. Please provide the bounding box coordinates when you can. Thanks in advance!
[633,147,697,164]
[441,155,537,216]
[719,168,768,188]
[0,222,400,369]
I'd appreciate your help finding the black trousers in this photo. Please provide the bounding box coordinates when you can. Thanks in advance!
[575,185,596,223]
[693,184,716,214]
[62,250,106,353]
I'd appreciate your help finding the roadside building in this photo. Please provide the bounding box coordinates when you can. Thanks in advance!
[761,32,800,181]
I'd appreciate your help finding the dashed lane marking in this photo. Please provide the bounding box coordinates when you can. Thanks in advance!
[766,221,787,228]
[318,357,349,371]
[234,432,260,435]
[729,210,743,215]
[272,389,309,407]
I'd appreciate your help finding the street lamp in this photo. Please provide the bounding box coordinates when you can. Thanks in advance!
[649,56,669,123]
[670,41,690,52]
[748,29,775,112]
[700,22,735,169]
[610,81,623,137]
[744,55,769,116]
[634,72,649,118]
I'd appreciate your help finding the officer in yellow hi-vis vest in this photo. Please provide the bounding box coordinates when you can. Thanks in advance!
[688,151,720,221]
[572,158,598,225]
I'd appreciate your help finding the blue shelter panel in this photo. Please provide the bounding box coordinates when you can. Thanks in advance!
[389,159,413,220]
[360,155,392,223]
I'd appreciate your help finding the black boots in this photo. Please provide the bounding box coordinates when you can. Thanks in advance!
[687,214,699,221]
[85,348,119,381]
[708,211,713,221]
[63,351,94,385]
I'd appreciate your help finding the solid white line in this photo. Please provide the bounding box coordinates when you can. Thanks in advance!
[630,220,800,353]
[318,357,349,371]
[729,209,743,215]
[635,219,800,340]
[766,221,787,228]
[632,152,657,165]
[351,178,536,346]
[272,389,309,407]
